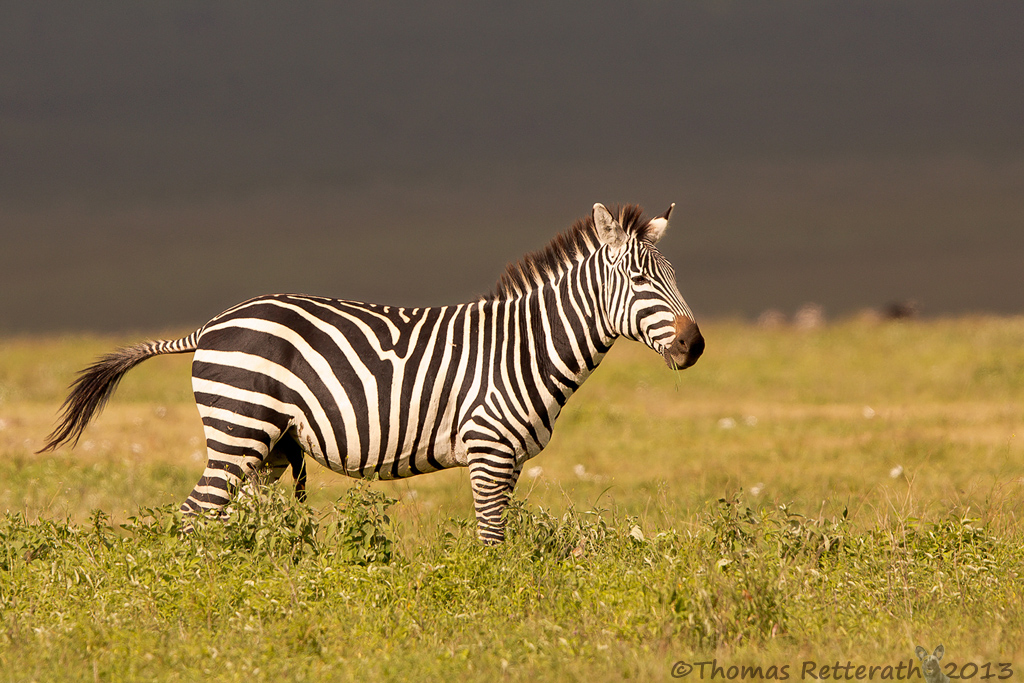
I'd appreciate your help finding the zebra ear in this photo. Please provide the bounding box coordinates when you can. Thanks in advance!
[593,203,626,250]
[645,203,675,244]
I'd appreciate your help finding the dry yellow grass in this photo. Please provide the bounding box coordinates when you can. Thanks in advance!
[2,316,1020,530]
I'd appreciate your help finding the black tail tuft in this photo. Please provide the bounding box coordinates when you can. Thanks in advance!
[38,345,156,453]
[38,331,201,453]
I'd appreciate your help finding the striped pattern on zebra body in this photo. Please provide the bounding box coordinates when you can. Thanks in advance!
[40,202,704,543]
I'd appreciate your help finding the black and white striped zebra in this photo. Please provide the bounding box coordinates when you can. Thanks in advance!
[40,203,704,543]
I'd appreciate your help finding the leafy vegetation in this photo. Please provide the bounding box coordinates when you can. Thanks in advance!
[0,317,1022,681]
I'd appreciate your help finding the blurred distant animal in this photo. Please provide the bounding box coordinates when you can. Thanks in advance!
[756,309,786,329]
[915,645,950,683]
[40,203,704,543]
[794,303,824,330]
[883,300,919,320]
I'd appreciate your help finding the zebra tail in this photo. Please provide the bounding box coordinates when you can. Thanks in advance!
[37,329,203,453]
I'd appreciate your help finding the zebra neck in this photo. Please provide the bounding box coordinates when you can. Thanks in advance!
[560,253,617,374]
[499,255,617,406]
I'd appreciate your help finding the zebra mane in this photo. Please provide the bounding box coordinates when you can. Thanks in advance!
[487,204,653,300]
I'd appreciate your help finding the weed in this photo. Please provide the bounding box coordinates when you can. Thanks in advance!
[319,480,397,566]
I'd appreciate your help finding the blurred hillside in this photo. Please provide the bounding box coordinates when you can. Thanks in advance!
[2,1,1022,331]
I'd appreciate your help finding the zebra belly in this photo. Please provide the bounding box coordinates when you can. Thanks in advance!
[293,409,466,480]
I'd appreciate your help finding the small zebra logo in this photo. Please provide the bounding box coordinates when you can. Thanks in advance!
[915,645,950,683]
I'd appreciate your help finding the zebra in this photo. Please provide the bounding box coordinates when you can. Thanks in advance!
[40,202,704,543]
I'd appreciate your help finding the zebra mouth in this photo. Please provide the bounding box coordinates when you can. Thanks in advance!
[663,348,699,370]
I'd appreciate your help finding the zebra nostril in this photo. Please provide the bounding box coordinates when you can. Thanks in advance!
[688,328,705,360]
[675,320,704,359]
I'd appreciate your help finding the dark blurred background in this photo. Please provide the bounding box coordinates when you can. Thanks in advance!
[2,1,1022,332]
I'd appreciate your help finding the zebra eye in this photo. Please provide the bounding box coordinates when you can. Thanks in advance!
[631,274,649,285]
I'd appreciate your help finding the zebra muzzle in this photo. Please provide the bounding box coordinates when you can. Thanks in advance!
[663,316,704,369]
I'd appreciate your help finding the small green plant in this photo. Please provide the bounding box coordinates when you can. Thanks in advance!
[665,495,855,647]
[187,482,322,563]
[502,497,614,560]
[146,479,400,566]
[773,502,848,565]
[320,480,398,566]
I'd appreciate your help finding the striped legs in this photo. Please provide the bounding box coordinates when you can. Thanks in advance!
[467,447,522,544]
[263,433,307,502]
[179,443,265,517]
[180,417,307,518]
[237,438,307,502]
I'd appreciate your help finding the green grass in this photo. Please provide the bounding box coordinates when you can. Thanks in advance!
[1,317,1022,681]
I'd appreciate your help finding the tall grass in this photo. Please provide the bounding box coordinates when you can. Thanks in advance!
[0,317,1022,680]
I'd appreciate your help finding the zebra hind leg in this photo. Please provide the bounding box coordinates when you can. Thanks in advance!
[178,432,310,534]
[268,432,307,501]
[178,422,275,530]
[259,432,308,503]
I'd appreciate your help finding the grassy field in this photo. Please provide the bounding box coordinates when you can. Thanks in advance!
[1,317,1022,681]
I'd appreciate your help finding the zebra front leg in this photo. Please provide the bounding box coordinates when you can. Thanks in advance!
[467,450,522,544]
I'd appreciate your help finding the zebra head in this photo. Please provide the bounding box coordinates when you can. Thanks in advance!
[594,203,704,369]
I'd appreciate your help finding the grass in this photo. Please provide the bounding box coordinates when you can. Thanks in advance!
[0,316,1022,681]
